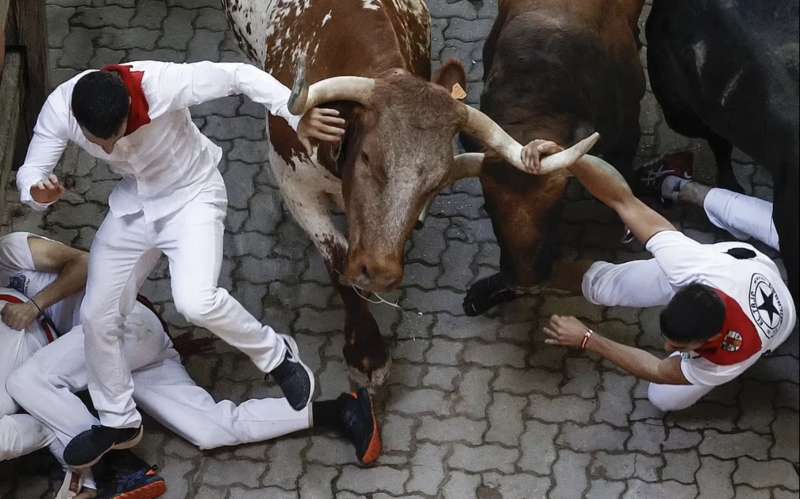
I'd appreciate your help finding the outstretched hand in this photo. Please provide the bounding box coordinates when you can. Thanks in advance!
[30,174,66,205]
[297,107,346,154]
[543,315,591,349]
[519,139,564,175]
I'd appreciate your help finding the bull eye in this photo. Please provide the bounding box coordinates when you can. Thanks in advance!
[360,151,370,164]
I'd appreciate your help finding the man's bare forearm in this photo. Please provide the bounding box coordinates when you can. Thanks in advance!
[569,155,634,209]
[32,253,88,309]
[586,334,687,385]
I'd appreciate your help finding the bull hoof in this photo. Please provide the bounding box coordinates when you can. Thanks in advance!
[344,341,392,391]
[463,273,521,316]
[347,356,392,393]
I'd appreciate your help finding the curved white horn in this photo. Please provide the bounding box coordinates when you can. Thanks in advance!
[459,103,600,172]
[449,152,485,183]
[539,132,601,174]
[289,55,376,115]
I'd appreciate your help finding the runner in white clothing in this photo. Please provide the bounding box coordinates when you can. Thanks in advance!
[519,141,796,412]
[1,232,381,497]
[14,60,348,467]
[637,150,780,250]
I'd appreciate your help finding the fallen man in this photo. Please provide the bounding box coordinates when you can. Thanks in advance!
[15,60,348,467]
[638,150,780,251]
[1,232,380,498]
[522,141,796,412]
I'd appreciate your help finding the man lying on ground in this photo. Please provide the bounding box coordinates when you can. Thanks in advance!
[1,232,380,498]
[520,141,796,412]
[638,150,780,250]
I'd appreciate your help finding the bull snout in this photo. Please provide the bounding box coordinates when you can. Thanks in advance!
[344,253,404,293]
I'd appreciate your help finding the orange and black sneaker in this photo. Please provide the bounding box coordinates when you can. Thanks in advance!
[340,388,382,465]
[100,466,166,499]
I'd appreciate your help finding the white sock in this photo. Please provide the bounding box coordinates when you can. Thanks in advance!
[661,175,689,201]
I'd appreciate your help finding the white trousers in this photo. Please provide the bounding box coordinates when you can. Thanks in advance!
[704,187,779,250]
[583,261,716,411]
[0,318,56,461]
[7,304,310,459]
[81,187,286,428]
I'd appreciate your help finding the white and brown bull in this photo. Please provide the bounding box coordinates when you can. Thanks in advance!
[222,0,597,386]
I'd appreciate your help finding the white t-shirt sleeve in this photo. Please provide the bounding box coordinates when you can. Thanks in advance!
[681,353,761,387]
[645,230,720,288]
[0,232,37,271]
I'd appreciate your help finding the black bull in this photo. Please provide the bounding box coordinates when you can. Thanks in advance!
[647,0,799,299]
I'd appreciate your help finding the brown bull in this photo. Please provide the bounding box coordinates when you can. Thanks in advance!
[223,0,597,385]
[461,0,646,316]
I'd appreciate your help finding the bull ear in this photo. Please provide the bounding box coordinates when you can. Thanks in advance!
[433,59,468,101]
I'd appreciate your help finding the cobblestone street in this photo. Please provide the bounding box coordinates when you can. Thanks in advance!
[0,0,797,498]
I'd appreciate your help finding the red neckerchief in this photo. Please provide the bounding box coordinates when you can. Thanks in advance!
[694,289,762,366]
[101,64,151,136]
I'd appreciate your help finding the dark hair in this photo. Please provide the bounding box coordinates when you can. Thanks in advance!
[660,283,726,343]
[71,71,129,139]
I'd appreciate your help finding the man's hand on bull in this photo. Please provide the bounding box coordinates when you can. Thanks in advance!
[520,139,564,175]
[297,107,347,154]
[30,174,66,205]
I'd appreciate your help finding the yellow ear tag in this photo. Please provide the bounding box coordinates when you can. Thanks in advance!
[450,82,467,100]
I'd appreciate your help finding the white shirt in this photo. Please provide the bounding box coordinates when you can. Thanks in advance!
[0,232,83,334]
[646,230,796,386]
[16,61,300,222]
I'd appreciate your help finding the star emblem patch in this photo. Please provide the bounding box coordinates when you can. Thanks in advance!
[749,273,784,338]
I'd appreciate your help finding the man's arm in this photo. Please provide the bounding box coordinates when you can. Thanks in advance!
[0,236,88,330]
[543,315,690,385]
[152,61,344,151]
[522,141,675,244]
[16,92,71,210]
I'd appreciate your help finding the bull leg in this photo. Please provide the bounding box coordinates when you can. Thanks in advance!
[279,183,391,389]
[463,164,568,316]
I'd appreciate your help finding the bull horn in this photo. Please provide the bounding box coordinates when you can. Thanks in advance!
[458,103,600,173]
[289,54,376,115]
[449,152,485,183]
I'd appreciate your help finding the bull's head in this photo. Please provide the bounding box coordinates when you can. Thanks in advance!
[289,59,598,293]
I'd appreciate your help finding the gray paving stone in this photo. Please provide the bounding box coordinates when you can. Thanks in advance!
[557,423,629,452]
[441,470,481,499]
[388,387,449,416]
[463,341,527,368]
[586,479,626,499]
[696,456,736,499]
[627,421,666,454]
[337,465,410,496]
[417,415,486,445]
[483,472,551,499]
[201,458,262,488]
[425,337,463,365]
[562,357,601,398]
[454,368,493,418]
[662,450,701,484]
[406,442,448,495]
[772,408,800,462]
[529,393,595,424]
[494,366,562,396]
[449,443,519,473]
[622,479,698,499]
[699,430,772,460]
[732,457,799,490]
[485,393,526,446]
[551,449,591,499]
[422,365,460,390]
[594,371,636,426]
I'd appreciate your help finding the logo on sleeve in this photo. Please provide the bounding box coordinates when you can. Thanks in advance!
[749,273,784,338]
[8,274,28,295]
[721,331,743,352]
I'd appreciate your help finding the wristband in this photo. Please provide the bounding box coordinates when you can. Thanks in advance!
[580,329,594,350]
[29,298,44,317]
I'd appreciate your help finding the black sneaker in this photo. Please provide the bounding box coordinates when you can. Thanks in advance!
[269,335,315,411]
[64,425,143,469]
[340,388,382,465]
[636,150,694,206]
[98,466,166,499]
